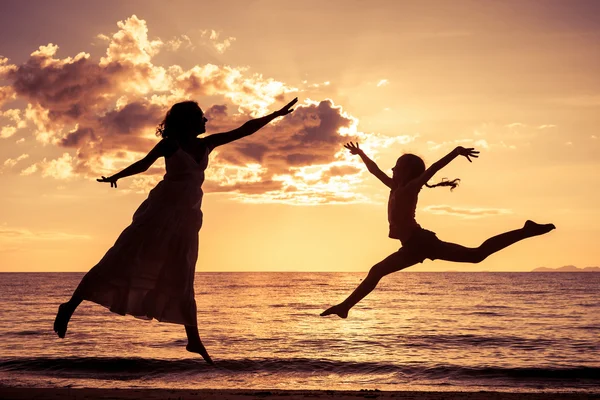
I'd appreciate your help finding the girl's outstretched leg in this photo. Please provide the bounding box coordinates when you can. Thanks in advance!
[434,220,555,263]
[185,325,214,365]
[53,290,83,338]
[321,249,419,318]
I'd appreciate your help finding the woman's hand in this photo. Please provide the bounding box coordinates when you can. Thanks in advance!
[274,97,298,117]
[97,175,119,188]
[455,146,480,162]
[344,142,364,155]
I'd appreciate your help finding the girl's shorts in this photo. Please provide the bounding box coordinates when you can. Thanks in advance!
[399,228,442,263]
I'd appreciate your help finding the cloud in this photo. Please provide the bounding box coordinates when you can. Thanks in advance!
[376,79,389,87]
[0,126,16,138]
[164,34,194,52]
[201,30,236,54]
[20,153,75,179]
[505,122,526,128]
[0,56,17,78]
[422,205,513,219]
[473,139,489,149]
[1,15,413,205]
[100,16,162,65]
[39,153,76,179]
[3,153,29,169]
[20,164,38,176]
[0,85,15,108]
[0,225,91,242]
[0,108,27,138]
[3,15,293,163]
[537,124,556,129]
[172,63,296,116]
[202,99,385,203]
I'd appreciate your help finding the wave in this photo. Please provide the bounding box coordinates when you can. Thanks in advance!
[4,330,41,336]
[390,333,560,349]
[466,311,505,316]
[1,357,599,383]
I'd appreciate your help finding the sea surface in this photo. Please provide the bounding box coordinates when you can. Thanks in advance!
[0,272,598,392]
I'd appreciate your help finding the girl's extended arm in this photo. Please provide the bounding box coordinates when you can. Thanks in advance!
[410,146,479,189]
[204,98,297,149]
[97,140,170,188]
[344,142,394,189]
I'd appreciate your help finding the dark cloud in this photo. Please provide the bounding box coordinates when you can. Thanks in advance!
[8,48,127,126]
[204,104,227,119]
[202,100,360,196]
[218,100,358,169]
[2,15,369,204]
[175,67,232,96]
[323,165,361,179]
[100,101,163,135]
[285,153,321,166]
[236,143,269,163]
[60,126,95,147]
[288,100,352,145]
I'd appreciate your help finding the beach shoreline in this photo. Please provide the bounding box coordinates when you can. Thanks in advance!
[1,388,599,400]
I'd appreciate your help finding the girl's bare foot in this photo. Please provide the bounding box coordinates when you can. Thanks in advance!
[53,303,73,338]
[186,342,214,365]
[524,220,556,236]
[320,304,349,319]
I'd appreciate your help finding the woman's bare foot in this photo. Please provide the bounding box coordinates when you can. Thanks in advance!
[53,303,74,338]
[186,342,214,365]
[320,304,349,319]
[524,220,556,236]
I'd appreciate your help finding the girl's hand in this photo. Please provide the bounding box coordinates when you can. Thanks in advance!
[275,98,298,117]
[456,146,480,162]
[344,142,364,155]
[97,176,119,188]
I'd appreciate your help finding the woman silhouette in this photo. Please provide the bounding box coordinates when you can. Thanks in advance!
[321,142,555,319]
[54,98,298,363]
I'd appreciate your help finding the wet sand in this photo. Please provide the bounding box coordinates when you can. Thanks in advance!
[1,388,599,400]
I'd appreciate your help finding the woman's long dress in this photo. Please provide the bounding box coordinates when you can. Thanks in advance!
[77,146,210,326]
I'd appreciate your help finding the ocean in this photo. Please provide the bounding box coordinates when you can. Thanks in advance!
[0,272,598,392]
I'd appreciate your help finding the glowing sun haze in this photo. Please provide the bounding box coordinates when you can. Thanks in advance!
[1,1,598,272]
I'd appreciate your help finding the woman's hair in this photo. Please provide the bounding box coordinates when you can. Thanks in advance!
[397,153,460,191]
[156,101,202,139]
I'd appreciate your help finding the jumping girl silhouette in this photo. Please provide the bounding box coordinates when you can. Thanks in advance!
[54,98,298,364]
[321,142,555,319]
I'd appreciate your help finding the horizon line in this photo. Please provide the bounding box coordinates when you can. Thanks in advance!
[1,270,599,273]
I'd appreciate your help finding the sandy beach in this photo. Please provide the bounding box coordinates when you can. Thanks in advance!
[1,389,599,400]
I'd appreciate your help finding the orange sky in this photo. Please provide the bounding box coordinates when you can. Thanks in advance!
[1,1,599,272]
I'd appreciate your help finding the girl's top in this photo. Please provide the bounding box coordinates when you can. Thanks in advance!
[388,184,421,243]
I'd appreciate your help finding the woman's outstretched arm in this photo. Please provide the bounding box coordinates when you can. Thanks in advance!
[344,142,394,188]
[409,146,479,189]
[97,140,171,188]
[204,98,297,149]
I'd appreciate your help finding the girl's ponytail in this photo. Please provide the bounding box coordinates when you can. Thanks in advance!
[425,178,460,191]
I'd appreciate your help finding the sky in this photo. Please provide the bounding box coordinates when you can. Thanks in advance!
[1,0,599,272]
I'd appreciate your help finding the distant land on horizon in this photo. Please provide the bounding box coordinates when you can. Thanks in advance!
[530,265,600,272]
